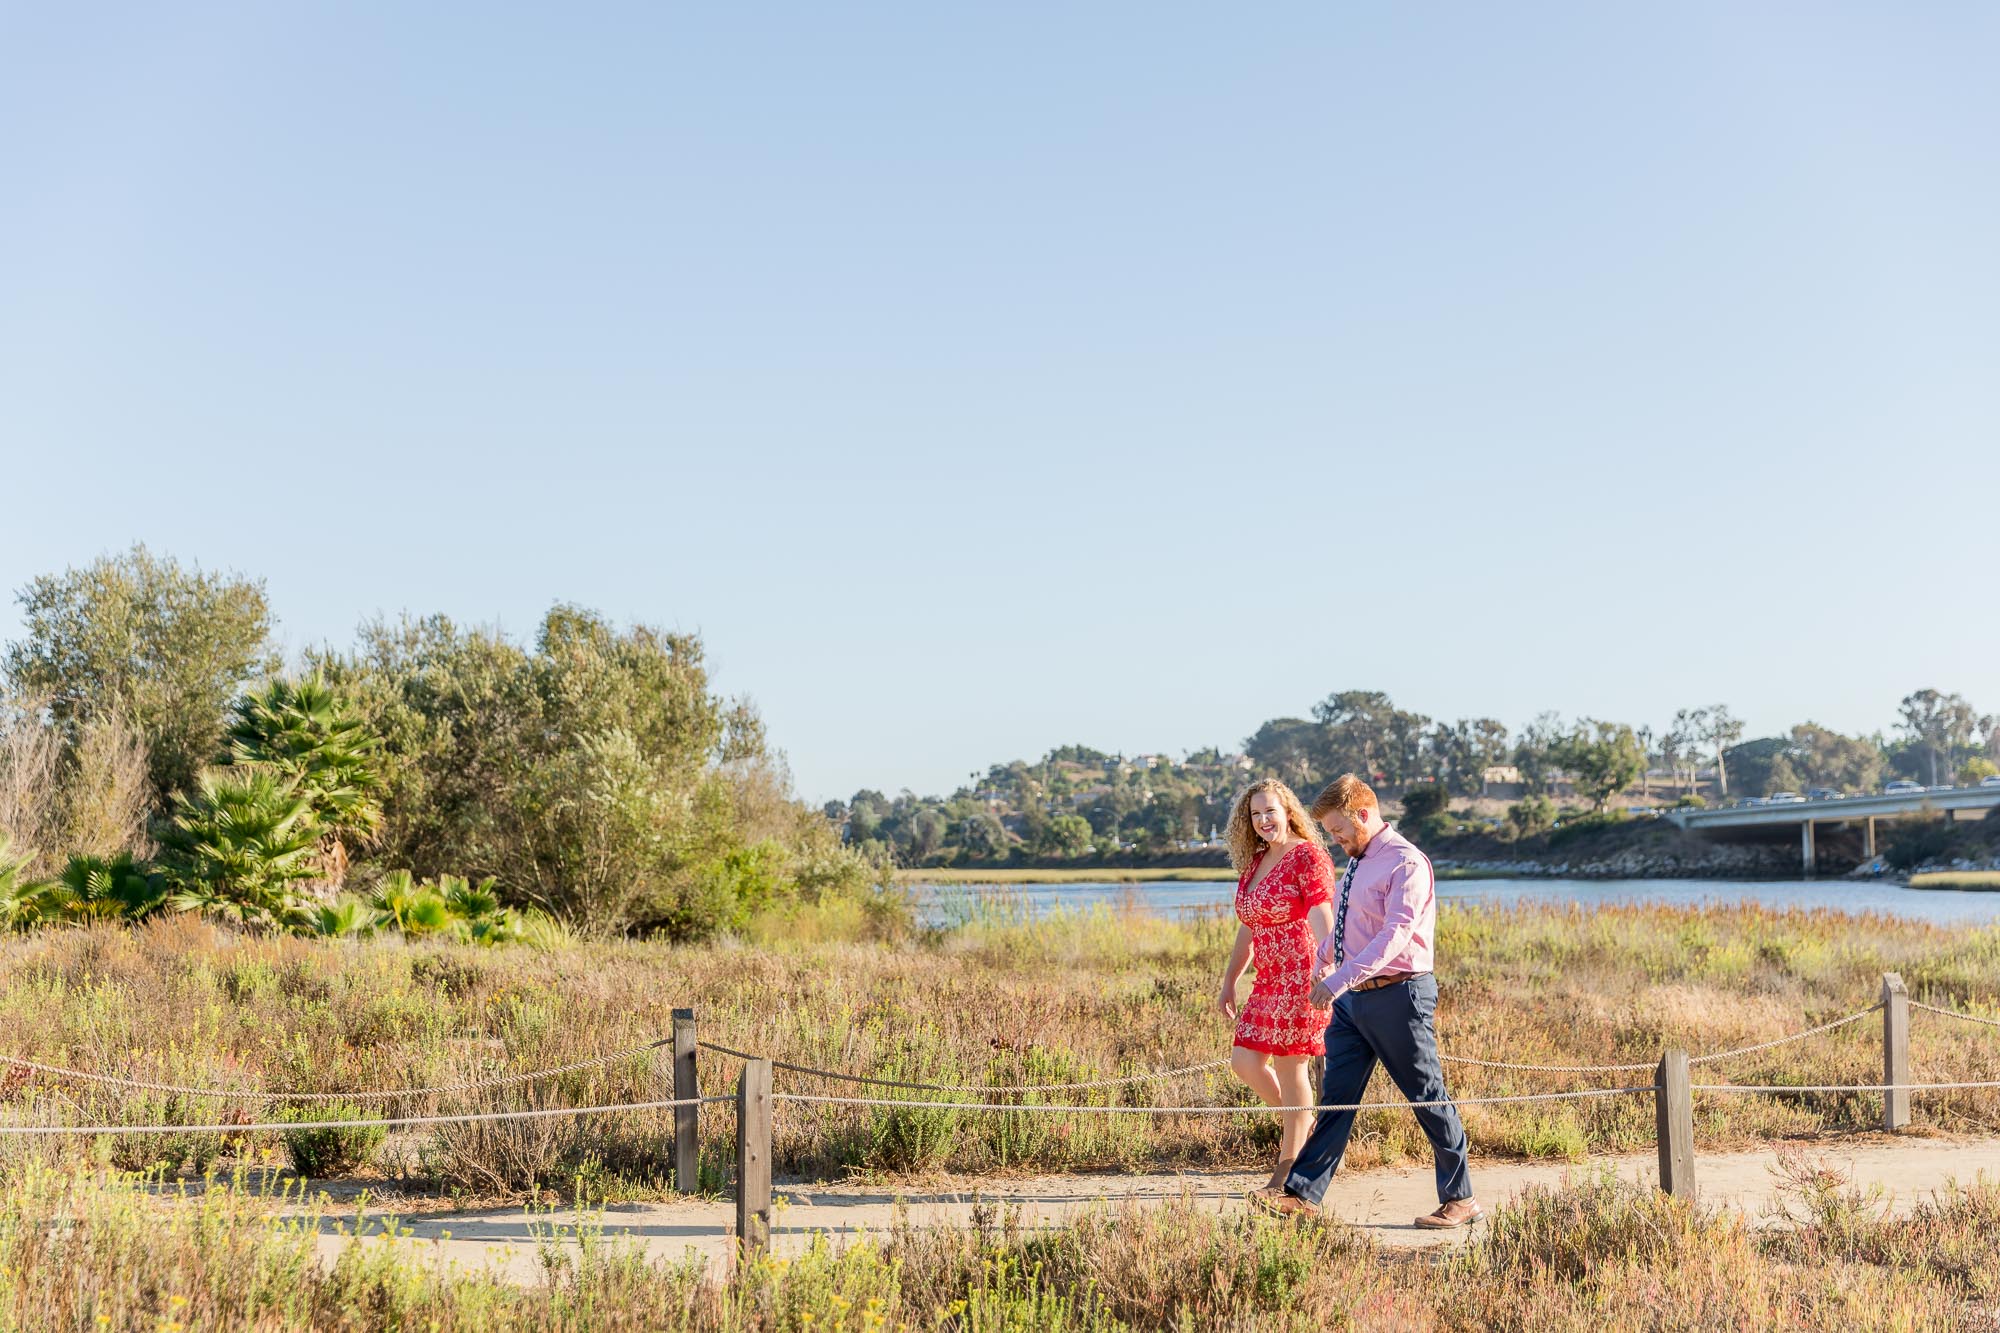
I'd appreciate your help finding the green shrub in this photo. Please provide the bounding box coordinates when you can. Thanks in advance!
[1547,809,1628,848]
[280,1101,386,1177]
[1504,794,1557,840]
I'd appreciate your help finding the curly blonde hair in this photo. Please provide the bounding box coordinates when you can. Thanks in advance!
[1225,779,1324,872]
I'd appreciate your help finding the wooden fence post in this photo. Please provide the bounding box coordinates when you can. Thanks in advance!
[1882,974,1910,1133]
[735,1057,773,1256]
[672,1007,700,1192]
[1654,1048,1695,1200]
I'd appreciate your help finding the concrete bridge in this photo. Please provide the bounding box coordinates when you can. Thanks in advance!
[1663,787,2000,871]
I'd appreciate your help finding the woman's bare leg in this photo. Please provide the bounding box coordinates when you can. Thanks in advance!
[1230,1044,1281,1105]
[1232,1046,1298,1188]
[1271,1055,1316,1186]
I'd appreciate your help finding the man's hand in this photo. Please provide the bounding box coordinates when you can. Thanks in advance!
[1309,978,1334,1007]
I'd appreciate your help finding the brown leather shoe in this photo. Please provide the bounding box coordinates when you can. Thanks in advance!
[1250,1190,1319,1219]
[1414,1199,1483,1229]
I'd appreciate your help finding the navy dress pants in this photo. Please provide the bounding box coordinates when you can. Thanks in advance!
[1283,973,1473,1207]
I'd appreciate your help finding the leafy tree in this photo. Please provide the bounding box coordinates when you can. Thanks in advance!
[956,811,1010,862]
[1514,713,1568,795]
[4,546,273,806]
[159,769,321,928]
[1554,721,1646,812]
[1783,723,1883,793]
[908,807,948,862]
[1962,757,1999,784]
[311,606,857,933]
[1663,709,1705,795]
[1311,691,1432,785]
[1047,814,1093,857]
[225,674,383,890]
[1398,783,1450,841]
[1244,716,1322,790]
[1899,689,1986,787]
[1693,706,1745,798]
[1723,737,1792,798]
[1428,718,1510,796]
[1505,794,1557,840]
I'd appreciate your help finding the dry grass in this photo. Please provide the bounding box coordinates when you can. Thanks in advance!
[0,1164,1992,1329]
[896,867,1234,884]
[0,898,1996,1204]
[1910,870,2000,892]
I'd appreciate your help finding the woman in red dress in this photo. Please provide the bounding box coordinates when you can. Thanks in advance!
[1218,779,1336,1190]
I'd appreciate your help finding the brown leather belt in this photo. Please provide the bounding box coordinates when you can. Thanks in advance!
[1350,971,1426,993]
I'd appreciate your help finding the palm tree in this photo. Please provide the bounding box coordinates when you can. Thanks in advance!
[159,769,321,930]
[225,675,382,893]
[52,852,167,922]
[367,869,421,932]
[312,896,378,939]
[439,873,501,922]
[0,834,56,932]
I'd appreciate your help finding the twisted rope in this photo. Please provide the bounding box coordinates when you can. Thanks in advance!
[700,1041,1229,1094]
[1436,1005,1882,1074]
[0,1093,732,1137]
[0,1036,670,1103]
[1913,1001,2000,1030]
[1689,1005,1881,1065]
[773,1086,1655,1114]
[709,1004,1882,1090]
[1695,1080,2000,1094]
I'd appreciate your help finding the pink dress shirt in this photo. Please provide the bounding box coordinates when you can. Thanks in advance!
[1312,824,1437,998]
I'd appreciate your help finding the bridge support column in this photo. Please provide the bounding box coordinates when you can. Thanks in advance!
[1801,820,1815,875]
[1863,817,1876,860]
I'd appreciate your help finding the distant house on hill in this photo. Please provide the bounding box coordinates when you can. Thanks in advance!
[1481,765,1525,800]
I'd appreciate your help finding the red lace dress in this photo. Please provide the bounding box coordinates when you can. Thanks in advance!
[1232,841,1336,1056]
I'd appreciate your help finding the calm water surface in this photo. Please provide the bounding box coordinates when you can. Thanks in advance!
[911,877,2000,928]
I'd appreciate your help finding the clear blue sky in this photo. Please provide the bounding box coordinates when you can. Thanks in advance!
[4,3,1996,802]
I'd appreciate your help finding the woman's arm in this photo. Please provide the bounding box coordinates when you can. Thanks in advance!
[1305,899,1335,953]
[1218,923,1253,1020]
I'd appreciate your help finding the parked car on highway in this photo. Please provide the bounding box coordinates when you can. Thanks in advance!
[1766,792,1805,804]
[1983,775,2000,789]
[1806,788,1841,801]
[1884,780,1924,795]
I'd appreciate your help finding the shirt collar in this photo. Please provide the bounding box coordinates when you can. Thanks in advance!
[1354,822,1401,861]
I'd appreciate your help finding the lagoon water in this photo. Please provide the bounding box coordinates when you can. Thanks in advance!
[911,876,2000,928]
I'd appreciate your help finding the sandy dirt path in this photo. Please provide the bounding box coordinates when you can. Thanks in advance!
[309,1135,2000,1284]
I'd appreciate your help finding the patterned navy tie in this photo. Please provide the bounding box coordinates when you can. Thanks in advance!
[1332,856,1359,966]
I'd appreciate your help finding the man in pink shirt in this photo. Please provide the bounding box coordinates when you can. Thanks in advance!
[1255,773,1482,1228]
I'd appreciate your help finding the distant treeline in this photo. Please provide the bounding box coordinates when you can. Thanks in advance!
[829,692,1998,868]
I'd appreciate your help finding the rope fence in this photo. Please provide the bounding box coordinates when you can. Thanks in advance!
[0,1036,673,1103]
[770,1087,1656,1114]
[2,975,1998,1253]
[697,1041,1230,1093]
[0,1095,734,1138]
[1912,1000,2000,1030]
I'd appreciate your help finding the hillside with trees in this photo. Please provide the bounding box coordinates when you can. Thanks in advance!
[830,690,1997,869]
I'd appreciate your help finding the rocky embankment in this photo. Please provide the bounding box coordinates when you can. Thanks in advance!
[1433,814,2000,881]
[1434,820,1830,880]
